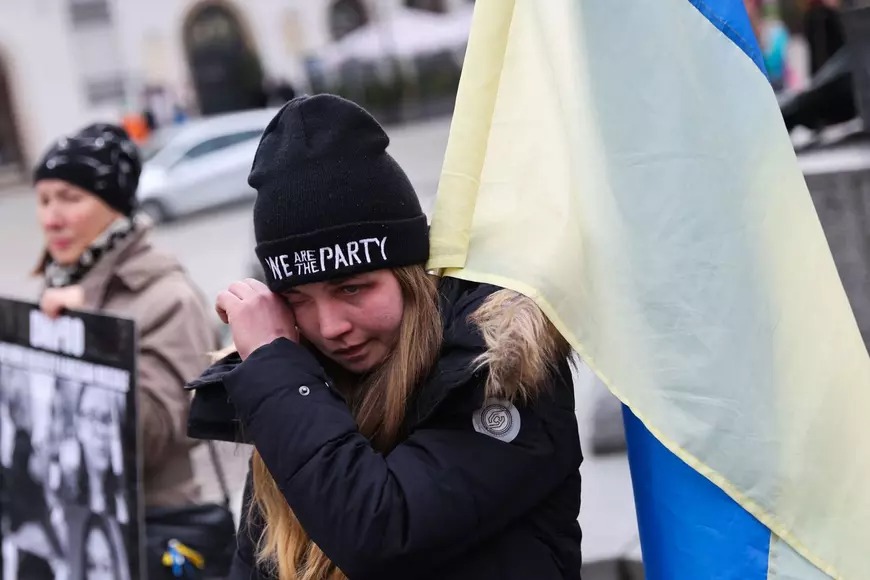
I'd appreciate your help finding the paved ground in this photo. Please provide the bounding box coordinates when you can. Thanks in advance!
[0,117,642,570]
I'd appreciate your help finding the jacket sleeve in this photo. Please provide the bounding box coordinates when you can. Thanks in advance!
[137,289,215,472]
[225,338,581,579]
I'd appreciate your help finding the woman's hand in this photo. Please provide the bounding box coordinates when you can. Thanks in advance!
[216,278,299,360]
[40,286,84,318]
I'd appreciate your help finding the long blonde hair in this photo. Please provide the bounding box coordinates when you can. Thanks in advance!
[250,265,442,580]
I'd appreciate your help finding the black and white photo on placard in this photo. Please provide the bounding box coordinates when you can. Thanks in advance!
[0,299,139,580]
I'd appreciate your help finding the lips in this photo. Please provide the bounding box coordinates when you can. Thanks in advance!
[334,342,368,359]
[49,238,72,251]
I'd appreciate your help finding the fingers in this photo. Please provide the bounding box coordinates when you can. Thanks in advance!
[217,279,285,327]
[215,290,241,324]
[67,286,85,310]
[243,278,271,293]
[215,305,228,324]
[228,280,258,300]
[218,279,271,322]
[40,294,63,319]
[39,287,85,319]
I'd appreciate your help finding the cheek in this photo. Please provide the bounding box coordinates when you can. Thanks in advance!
[68,208,99,238]
[43,207,84,246]
[381,304,404,334]
[365,296,404,341]
[68,197,113,238]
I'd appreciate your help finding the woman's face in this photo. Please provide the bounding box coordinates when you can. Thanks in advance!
[284,270,404,374]
[84,524,116,580]
[76,387,113,473]
[36,179,120,266]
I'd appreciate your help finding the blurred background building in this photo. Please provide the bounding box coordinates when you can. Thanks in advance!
[0,0,474,182]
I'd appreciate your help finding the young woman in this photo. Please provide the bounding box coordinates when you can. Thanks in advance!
[32,123,215,509]
[189,94,584,580]
[66,384,128,521]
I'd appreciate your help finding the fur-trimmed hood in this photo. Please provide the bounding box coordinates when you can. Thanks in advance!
[408,277,571,428]
[469,287,571,402]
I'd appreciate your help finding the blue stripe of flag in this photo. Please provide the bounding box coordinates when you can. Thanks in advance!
[686,0,767,75]
[623,408,771,579]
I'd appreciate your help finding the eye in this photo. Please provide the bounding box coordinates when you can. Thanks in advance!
[59,188,84,202]
[283,292,312,309]
[340,284,362,296]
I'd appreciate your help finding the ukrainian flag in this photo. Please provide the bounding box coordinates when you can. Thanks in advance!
[427,1,870,578]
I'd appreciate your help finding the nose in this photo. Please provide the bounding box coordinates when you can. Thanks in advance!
[316,301,352,341]
[39,201,64,231]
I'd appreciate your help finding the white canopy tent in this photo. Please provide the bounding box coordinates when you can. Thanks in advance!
[318,6,473,68]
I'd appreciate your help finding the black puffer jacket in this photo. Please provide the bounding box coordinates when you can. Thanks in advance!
[187,278,583,579]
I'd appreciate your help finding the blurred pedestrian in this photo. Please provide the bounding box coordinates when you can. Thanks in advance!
[745,0,791,90]
[172,103,189,125]
[270,79,297,105]
[262,77,298,107]
[189,95,584,580]
[30,123,231,577]
[120,113,149,144]
[143,108,158,132]
[804,0,845,76]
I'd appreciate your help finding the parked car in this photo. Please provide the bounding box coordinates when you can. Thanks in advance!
[137,108,279,222]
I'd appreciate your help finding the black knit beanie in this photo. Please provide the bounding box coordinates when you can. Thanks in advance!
[33,123,142,216]
[250,94,429,292]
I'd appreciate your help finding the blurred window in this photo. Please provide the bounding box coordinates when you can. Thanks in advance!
[330,0,369,40]
[69,0,112,27]
[177,130,262,164]
[405,0,447,13]
[84,76,125,105]
[69,0,123,106]
[188,9,237,48]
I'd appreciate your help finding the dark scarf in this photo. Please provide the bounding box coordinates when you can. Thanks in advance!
[43,217,137,288]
